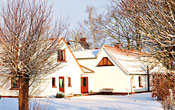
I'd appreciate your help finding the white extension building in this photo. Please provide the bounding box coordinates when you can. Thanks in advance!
[74,45,164,94]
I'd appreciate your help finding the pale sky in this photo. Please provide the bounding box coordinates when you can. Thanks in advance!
[50,0,109,29]
[0,0,109,29]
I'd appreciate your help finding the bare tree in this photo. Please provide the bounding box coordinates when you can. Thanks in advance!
[119,0,175,68]
[101,0,143,50]
[0,0,67,110]
[84,6,108,49]
[66,24,90,51]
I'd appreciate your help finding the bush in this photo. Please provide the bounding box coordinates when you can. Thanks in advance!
[152,72,175,110]
[152,72,175,100]
[56,93,65,98]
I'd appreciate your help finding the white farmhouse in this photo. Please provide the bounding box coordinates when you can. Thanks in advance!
[0,38,164,98]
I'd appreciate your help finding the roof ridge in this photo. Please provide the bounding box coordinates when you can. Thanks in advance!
[104,45,145,56]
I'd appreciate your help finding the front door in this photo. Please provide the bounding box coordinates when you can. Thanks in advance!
[59,77,64,93]
[81,77,88,93]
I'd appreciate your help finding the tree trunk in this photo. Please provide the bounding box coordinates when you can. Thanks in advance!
[19,73,29,110]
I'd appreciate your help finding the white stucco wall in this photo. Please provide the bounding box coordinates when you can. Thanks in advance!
[30,41,83,97]
[0,76,19,96]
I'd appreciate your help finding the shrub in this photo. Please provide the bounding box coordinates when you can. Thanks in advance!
[152,72,175,100]
[56,93,65,98]
[152,72,175,110]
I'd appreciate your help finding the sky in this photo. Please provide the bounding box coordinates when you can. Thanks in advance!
[49,0,109,29]
[0,0,109,29]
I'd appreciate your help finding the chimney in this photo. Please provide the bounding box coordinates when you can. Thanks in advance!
[79,38,89,49]
[114,43,121,49]
[80,38,86,45]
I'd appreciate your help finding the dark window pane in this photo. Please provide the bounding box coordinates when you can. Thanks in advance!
[52,78,55,87]
[58,50,65,61]
[83,78,86,86]
[139,76,142,87]
[58,50,61,60]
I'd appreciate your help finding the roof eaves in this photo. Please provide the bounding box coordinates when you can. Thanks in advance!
[80,65,94,73]
[77,57,97,60]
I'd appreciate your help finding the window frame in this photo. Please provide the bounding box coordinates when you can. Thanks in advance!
[57,49,66,62]
[10,78,19,90]
[68,77,72,87]
[138,76,143,87]
[97,57,114,67]
[52,77,57,88]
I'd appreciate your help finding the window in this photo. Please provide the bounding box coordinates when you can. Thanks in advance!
[11,78,19,89]
[57,49,66,61]
[68,77,72,87]
[138,76,143,87]
[52,77,56,88]
[97,57,114,66]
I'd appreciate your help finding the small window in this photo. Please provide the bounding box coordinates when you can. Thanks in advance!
[138,76,143,87]
[68,77,72,87]
[57,49,66,61]
[52,77,56,88]
[97,57,114,66]
[11,78,19,89]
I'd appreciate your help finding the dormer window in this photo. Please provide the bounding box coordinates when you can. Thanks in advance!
[58,49,66,61]
[97,57,114,66]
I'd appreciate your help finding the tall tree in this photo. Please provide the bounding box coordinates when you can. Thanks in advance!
[0,0,67,110]
[119,0,175,68]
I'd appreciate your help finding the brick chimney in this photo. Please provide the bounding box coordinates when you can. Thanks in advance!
[80,38,86,45]
[79,38,89,49]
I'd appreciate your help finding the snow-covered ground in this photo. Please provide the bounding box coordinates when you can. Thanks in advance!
[0,93,163,110]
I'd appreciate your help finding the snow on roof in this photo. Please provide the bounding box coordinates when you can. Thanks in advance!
[74,45,165,74]
[104,46,149,74]
[73,49,99,59]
